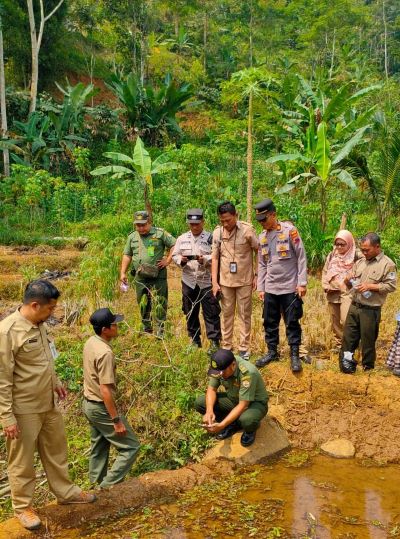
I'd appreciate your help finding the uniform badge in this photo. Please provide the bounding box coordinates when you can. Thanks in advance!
[281,251,287,257]
[242,380,250,388]
[388,272,396,280]
[279,234,286,240]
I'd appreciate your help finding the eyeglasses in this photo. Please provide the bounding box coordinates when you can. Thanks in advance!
[335,242,346,247]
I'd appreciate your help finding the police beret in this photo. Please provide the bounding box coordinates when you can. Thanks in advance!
[186,208,204,223]
[254,198,276,221]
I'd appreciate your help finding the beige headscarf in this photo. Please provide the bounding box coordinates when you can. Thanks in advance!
[325,229,356,283]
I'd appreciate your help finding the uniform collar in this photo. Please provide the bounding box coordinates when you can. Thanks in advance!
[94,335,113,349]
[14,307,39,329]
[366,250,384,263]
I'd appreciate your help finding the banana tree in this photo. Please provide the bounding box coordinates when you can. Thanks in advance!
[90,136,178,219]
[267,79,380,231]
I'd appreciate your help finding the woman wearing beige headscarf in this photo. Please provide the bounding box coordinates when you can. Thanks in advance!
[322,230,356,348]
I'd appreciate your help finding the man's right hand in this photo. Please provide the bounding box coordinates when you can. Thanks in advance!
[120,273,128,284]
[203,412,216,427]
[258,291,265,301]
[114,420,127,436]
[212,283,221,297]
[4,424,20,439]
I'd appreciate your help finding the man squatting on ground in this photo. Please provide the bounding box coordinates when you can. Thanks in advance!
[211,201,258,359]
[120,210,175,336]
[254,198,308,373]
[82,308,140,489]
[0,280,96,531]
[195,349,268,447]
[340,232,397,374]
[172,208,221,353]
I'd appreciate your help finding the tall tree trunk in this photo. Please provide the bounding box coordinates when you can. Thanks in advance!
[329,28,336,79]
[246,90,253,223]
[0,15,10,176]
[26,0,65,113]
[249,0,253,68]
[320,184,327,232]
[144,183,153,223]
[382,0,389,80]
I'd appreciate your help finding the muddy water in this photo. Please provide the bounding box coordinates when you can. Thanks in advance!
[60,455,400,539]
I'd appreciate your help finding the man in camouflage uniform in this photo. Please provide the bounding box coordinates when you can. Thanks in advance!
[254,198,308,373]
[194,349,268,447]
[120,211,175,335]
[172,208,221,351]
[340,232,397,373]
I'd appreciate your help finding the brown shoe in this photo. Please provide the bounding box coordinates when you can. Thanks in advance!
[59,491,97,505]
[16,507,41,530]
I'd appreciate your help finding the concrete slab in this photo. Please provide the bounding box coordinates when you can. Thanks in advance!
[203,417,291,466]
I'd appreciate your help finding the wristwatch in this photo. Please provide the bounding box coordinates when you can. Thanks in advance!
[112,416,121,424]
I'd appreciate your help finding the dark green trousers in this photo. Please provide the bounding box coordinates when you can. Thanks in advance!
[135,277,168,333]
[82,400,140,488]
[194,393,267,433]
[341,302,381,369]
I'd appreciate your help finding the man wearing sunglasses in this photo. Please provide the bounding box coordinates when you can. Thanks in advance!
[254,198,308,373]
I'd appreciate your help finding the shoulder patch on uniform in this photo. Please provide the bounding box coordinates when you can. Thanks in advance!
[289,228,300,243]
[239,363,248,374]
[388,271,396,280]
[242,380,251,388]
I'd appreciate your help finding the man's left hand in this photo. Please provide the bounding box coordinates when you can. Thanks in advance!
[157,257,169,268]
[55,385,67,400]
[356,282,371,293]
[204,422,224,434]
[296,285,307,297]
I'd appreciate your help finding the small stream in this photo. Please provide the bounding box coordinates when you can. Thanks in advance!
[62,454,400,539]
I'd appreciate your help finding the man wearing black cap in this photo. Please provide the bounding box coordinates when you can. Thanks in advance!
[194,349,268,447]
[120,210,176,336]
[82,308,140,489]
[254,198,308,373]
[172,209,221,351]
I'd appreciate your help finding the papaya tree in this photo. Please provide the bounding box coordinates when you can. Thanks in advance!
[90,136,178,220]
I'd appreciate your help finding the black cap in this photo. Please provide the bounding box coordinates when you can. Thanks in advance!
[186,208,204,224]
[134,210,149,224]
[254,198,276,221]
[89,308,124,329]
[208,349,235,375]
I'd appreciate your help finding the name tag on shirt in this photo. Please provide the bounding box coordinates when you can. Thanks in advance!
[147,246,155,257]
[49,342,60,360]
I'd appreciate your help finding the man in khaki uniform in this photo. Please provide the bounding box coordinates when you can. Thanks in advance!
[211,201,258,358]
[83,308,140,488]
[194,349,268,447]
[120,210,176,336]
[0,280,96,531]
[340,232,397,373]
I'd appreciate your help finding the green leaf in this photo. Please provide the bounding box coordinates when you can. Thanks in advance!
[132,137,151,177]
[266,153,310,164]
[336,169,356,189]
[314,122,331,182]
[90,165,133,176]
[331,125,370,165]
[103,152,135,165]
[275,183,296,194]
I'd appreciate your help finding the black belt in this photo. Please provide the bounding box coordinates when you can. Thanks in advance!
[84,397,103,404]
[352,301,381,311]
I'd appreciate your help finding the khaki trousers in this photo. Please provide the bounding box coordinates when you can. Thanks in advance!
[6,408,81,513]
[220,285,252,351]
[328,294,352,345]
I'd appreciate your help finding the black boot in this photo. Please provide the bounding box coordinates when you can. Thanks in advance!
[215,422,241,440]
[255,349,279,368]
[207,340,220,357]
[290,345,302,373]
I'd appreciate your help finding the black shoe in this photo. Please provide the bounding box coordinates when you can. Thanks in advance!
[241,431,256,447]
[215,422,240,440]
[290,346,302,373]
[340,352,357,374]
[363,365,374,371]
[255,350,279,368]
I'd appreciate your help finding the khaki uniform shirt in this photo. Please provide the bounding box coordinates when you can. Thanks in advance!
[83,335,116,402]
[351,251,397,307]
[123,227,176,279]
[257,221,307,295]
[212,221,258,287]
[172,230,213,289]
[0,309,60,428]
[208,356,268,405]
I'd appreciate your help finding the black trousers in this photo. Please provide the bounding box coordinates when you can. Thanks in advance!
[340,302,381,369]
[182,283,221,344]
[263,292,303,348]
